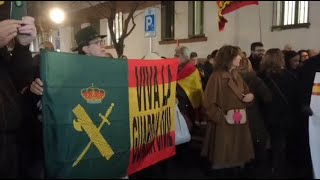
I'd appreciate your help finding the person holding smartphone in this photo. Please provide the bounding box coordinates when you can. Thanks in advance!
[0,16,37,178]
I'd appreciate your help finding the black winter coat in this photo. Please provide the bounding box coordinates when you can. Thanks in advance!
[0,43,33,178]
[240,71,272,143]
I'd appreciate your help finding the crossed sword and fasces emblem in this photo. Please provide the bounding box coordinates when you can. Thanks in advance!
[72,103,115,167]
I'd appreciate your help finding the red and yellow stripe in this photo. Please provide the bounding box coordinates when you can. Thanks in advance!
[217,1,259,31]
[127,59,178,175]
[312,83,320,96]
[177,62,203,109]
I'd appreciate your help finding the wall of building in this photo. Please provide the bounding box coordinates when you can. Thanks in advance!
[58,1,320,58]
[237,1,320,54]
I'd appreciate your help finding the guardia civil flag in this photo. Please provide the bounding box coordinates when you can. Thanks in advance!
[40,51,178,178]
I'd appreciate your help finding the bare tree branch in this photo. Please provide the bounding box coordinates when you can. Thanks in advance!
[123,14,136,39]
[133,11,144,19]
[86,1,108,19]
[104,1,113,11]
[108,1,117,11]
[88,1,148,57]
[107,4,117,46]
[97,1,113,18]
[120,2,140,40]
[122,1,147,39]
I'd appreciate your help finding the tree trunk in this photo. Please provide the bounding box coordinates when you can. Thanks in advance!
[114,42,124,58]
[102,1,145,58]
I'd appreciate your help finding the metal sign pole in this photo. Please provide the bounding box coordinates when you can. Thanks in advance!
[144,8,156,59]
[149,37,152,53]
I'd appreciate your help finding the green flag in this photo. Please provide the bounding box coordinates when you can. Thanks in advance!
[40,51,179,178]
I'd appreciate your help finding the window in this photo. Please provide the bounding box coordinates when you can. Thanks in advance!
[272,1,310,30]
[188,1,204,37]
[107,12,123,46]
[55,31,61,51]
[161,1,175,40]
[29,35,41,52]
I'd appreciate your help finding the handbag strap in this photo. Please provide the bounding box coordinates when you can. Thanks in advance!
[266,74,289,105]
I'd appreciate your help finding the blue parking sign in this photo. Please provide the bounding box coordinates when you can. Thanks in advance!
[145,15,154,32]
[144,8,156,37]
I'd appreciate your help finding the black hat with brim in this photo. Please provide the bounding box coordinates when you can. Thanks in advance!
[71,26,106,52]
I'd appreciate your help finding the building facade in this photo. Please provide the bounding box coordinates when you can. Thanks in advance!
[54,1,318,58]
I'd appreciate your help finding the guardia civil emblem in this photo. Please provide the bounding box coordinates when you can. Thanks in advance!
[72,84,115,167]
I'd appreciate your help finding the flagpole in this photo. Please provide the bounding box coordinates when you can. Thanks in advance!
[258,3,262,42]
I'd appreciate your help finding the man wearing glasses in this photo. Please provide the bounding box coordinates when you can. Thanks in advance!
[249,42,265,72]
[25,26,108,178]
[71,26,106,57]
[30,26,107,95]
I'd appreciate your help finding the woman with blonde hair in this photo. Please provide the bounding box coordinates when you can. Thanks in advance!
[39,41,54,51]
[259,48,297,178]
[202,45,254,177]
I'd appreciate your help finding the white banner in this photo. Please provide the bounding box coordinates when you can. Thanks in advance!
[309,72,320,178]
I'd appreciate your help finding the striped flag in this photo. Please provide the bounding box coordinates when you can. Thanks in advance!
[217,1,259,31]
[177,63,203,109]
[127,59,178,174]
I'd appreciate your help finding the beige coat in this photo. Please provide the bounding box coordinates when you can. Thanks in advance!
[201,70,254,169]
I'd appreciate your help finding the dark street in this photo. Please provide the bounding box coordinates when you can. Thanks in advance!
[130,126,313,179]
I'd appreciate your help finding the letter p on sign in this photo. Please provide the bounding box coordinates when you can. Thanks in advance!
[145,15,154,32]
[144,8,156,37]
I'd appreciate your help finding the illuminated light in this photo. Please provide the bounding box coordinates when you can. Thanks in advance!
[50,8,65,24]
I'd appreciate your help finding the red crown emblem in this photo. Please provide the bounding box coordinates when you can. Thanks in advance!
[81,84,106,104]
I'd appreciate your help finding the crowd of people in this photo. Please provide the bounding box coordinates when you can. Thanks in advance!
[1,13,320,179]
[172,43,320,179]
[132,44,320,179]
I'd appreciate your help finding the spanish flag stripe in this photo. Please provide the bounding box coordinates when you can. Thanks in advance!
[178,69,203,109]
[128,83,176,146]
[312,84,320,95]
[128,59,177,175]
[177,63,197,80]
[221,1,259,15]
[128,133,175,175]
[128,59,179,87]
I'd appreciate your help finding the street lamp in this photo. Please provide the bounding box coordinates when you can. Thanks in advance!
[49,8,65,24]
[49,8,65,52]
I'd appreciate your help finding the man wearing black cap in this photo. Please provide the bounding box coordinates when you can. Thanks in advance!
[72,26,107,57]
[25,26,107,178]
[30,26,107,95]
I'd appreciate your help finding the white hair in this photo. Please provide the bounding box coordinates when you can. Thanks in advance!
[175,46,189,60]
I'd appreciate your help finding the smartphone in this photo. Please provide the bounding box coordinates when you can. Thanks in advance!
[10,1,27,20]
